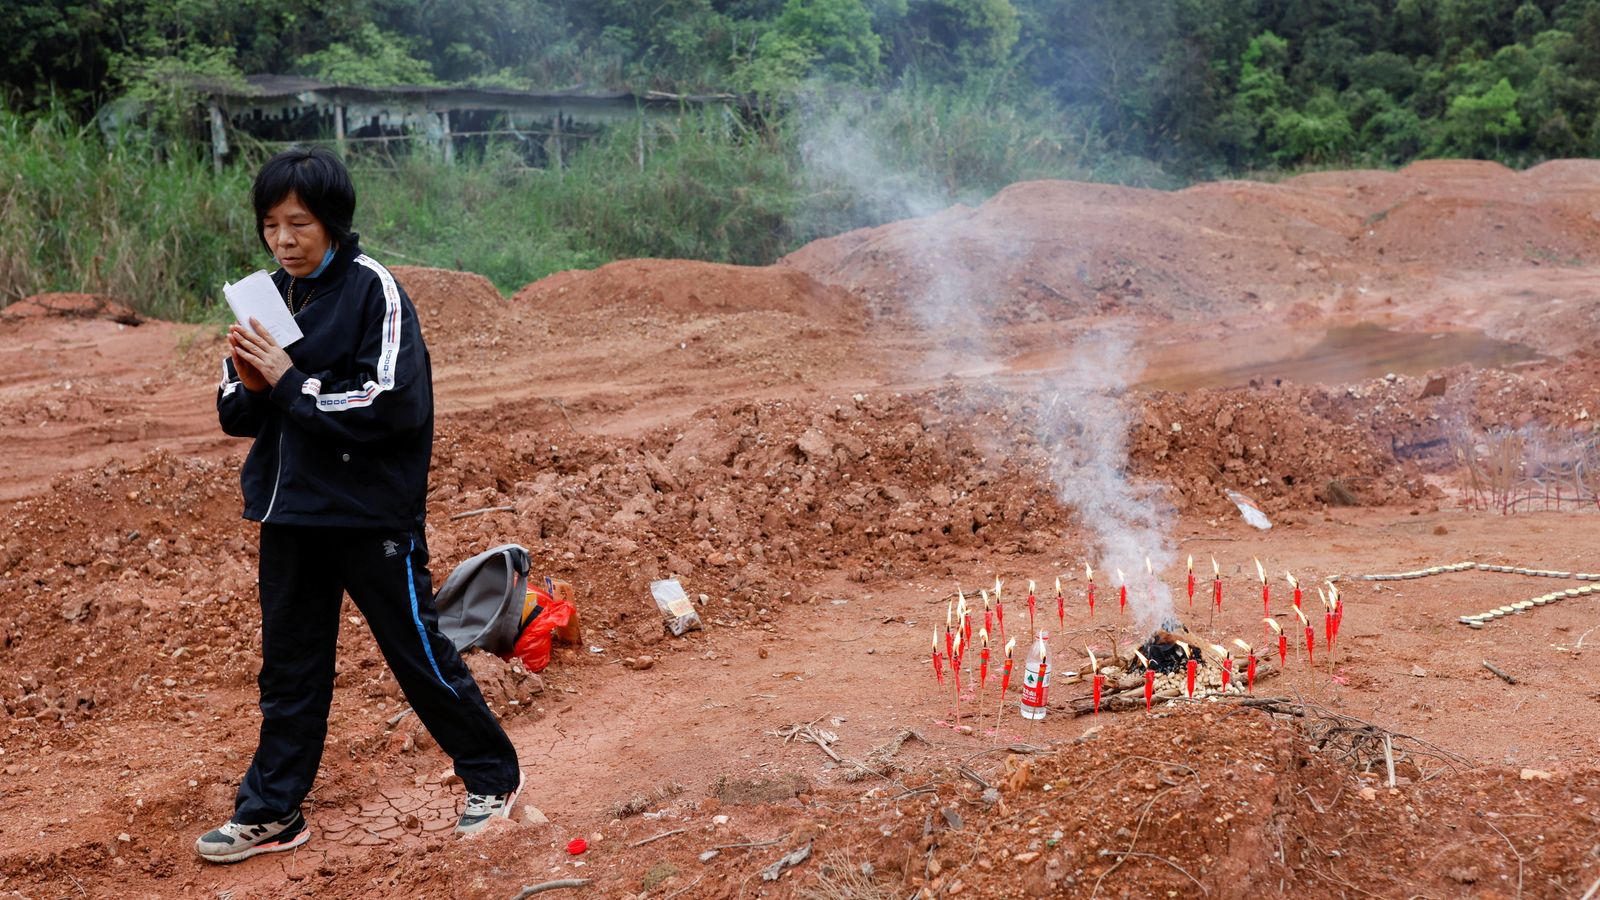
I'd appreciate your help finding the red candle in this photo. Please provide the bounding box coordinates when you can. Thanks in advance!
[932,628,944,686]
[1055,576,1065,628]
[963,610,972,656]
[1220,664,1231,693]
[1145,670,1155,710]
[1255,558,1268,633]
[1092,672,1104,715]
[1288,572,1302,611]
[1185,658,1197,698]
[1305,627,1315,667]
[993,578,1005,641]
[1294,608,1311,667]
[993,637,1016,736]
[1212,556,1222,610]
[1328,584,1343,650]
[982,590,993,637]
[1117,568,1127,615]
[1233,639,1256,692]
[1027,580,1037,630]
[1266,619,1285,665]
[1186,557,1195,609]
[979,630,991,688]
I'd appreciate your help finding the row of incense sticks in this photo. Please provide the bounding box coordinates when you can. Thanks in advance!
[930,561,1345,641]
[930,562,1347,720]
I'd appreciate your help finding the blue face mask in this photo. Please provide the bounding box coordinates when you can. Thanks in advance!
[307,245,337,278]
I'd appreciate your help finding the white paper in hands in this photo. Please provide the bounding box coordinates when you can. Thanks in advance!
[223,270,303,347]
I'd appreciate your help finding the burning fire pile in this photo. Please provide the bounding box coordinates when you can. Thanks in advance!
[929,556,1347,727]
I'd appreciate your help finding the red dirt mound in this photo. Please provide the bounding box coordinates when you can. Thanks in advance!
[2,292,141,325]
[389,265,535,362]
[513,258,862,324]
[781,163,1600,348]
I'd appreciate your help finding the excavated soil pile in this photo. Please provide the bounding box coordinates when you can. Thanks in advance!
[781,160,1600,349]
[9,359,1587,736]
[390,265,540,364]
[310,706,1598,898]
[0,292,142,325]
[5,163,1600,899]
[514,258,862,324]
[814,707,1600,898]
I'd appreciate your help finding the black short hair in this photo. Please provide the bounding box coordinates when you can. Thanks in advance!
[252,147,356,252]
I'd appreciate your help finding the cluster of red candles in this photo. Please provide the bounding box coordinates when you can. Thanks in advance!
[931,560,1349,721]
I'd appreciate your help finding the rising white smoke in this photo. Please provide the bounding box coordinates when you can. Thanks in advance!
[796,90,1177,631]
[1035,329,1177,633]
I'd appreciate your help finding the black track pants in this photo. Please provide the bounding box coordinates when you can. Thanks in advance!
[233,524,521,824]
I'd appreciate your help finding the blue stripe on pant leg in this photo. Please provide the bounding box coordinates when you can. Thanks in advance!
[406,539,459,699]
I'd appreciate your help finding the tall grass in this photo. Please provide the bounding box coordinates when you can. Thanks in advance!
[362,109,797,289]
[0,110,257,320]
[1,86,1174,322]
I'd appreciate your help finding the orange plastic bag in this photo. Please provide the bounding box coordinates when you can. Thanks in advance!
[508,596,575,673]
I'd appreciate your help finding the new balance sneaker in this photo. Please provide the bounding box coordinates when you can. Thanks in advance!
[456,772,524,835]
[195,810,309,863]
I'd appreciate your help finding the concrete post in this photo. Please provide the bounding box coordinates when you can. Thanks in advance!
[207,101,228,174]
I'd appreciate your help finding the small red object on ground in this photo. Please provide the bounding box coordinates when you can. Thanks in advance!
[567,838,588,855]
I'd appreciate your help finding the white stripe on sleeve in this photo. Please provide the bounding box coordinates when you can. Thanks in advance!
[220,356,239,397]
[307,255,402,412]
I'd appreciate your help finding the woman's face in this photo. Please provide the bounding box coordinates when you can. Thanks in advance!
[262,191,332,277]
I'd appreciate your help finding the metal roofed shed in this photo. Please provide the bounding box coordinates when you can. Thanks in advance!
[198,74,743,169]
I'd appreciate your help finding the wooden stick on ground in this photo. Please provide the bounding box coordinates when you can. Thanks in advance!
[629,828,686,848]
[450,504,515,521]
[508,879,592,898]
[1482,660,1517,685]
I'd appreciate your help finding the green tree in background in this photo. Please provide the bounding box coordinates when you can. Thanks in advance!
[298,24,436,85]
[886,0,1020,79]
[775,0,885,82]
[9,0,1600,186]
[1443,76,1523,154]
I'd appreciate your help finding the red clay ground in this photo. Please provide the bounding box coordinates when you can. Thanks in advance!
[2,162,1600,898]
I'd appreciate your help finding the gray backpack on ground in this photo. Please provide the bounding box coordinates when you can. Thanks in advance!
[432,544,529,655]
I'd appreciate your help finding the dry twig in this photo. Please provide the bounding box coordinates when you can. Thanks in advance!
[711,836,785,852]
[1482,660,1517,685]
[1096,850,1208,895]
[659,874,705,900]
[508,879,591,898]
[450,504,515,521]
[1483,819,1523,900]
[629,828,686,848]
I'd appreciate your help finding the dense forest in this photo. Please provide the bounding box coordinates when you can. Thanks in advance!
[9,0,1600,170]
[4,1,1599,318]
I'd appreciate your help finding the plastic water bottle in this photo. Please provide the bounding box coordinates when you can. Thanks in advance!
[1019,630,1051,720]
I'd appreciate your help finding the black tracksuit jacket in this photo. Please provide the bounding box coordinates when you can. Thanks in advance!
[217,239,432,528]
